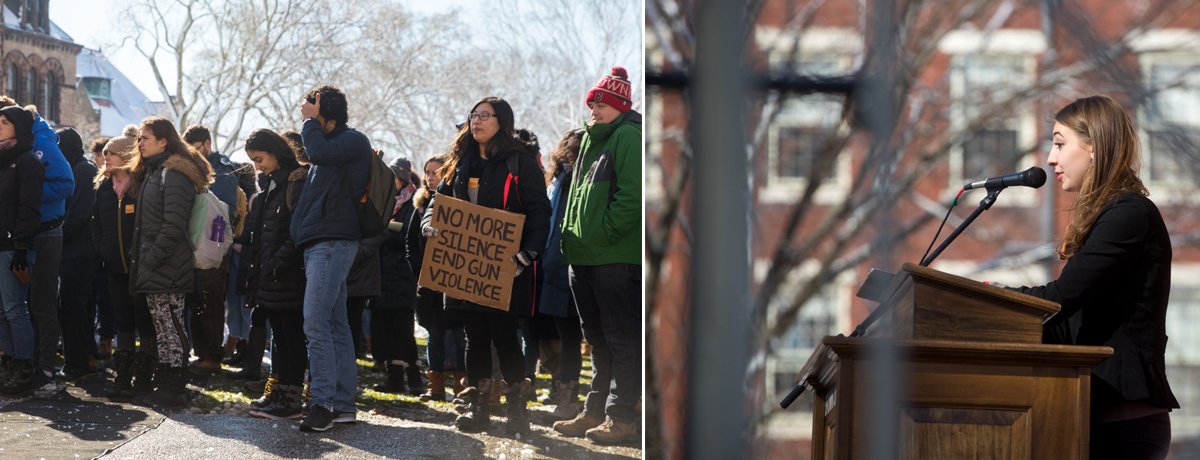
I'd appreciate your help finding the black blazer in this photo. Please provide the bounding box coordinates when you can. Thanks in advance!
[1017,192,1179,410]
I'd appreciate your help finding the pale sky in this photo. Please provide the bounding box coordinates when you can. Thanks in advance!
[50,0,481,101]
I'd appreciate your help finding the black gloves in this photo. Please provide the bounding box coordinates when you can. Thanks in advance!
[512,250,538,277]
[9,249,28,283]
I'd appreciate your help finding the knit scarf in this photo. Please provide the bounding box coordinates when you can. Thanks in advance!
[112,172,132,198]
[395,183,416,214]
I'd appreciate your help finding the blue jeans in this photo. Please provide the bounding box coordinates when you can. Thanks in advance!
[0,249,37,360]
[225,251,250,338]
[302,240,358,414]
[427,325,465,372]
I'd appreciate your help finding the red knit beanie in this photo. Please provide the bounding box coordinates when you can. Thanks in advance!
[585,66,632,113]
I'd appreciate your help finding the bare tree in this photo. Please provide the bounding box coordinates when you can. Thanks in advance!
[119,0,370,153]
[483,0,643,151]
[117,0,635,167]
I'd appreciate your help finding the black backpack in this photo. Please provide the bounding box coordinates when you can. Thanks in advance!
[353,151,398,237]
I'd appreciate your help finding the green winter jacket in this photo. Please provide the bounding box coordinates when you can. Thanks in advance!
[561,110,642,266]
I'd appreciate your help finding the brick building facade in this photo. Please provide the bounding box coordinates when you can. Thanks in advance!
[0,0,99,137]
[647,1,1200,458]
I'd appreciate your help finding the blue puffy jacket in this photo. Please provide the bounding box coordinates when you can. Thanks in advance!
[288,119,371,247]
[32,113,74,226]
[207,151,239,215]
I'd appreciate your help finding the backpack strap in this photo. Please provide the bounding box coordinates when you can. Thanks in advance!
[232,186,248,238]
[503,154,522,211]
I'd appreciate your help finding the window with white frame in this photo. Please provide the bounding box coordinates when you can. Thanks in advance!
[940,30,1042,205]
[645,90,665,203]
[758,259,850,432]
[949,53,1038,194]
[756,27,858,205]
[762,59,851,204]
[1165,264,1200,437]
[1140,57,1200,187]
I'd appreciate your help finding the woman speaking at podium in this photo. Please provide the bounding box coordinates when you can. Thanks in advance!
[1014,95,1178,459]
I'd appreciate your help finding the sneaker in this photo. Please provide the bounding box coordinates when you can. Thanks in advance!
[333,410,357,425]
[299,404,334,432]
[33,370,62,398]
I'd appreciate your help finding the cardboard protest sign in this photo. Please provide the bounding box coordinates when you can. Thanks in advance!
[418,195,525,311]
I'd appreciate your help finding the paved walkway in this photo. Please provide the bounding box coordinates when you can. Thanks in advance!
[0,379,163,458]
[0,376,642,459]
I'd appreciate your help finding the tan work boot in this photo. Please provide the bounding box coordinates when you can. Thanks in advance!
[419,370,445,402]
[447,371,466,395]
[552,411,605,437]
[585,416,639,445]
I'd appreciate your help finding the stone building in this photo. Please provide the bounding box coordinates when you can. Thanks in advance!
[1,0,99,136]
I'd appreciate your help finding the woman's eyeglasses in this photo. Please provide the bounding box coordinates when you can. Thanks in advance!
[468,112,496,122]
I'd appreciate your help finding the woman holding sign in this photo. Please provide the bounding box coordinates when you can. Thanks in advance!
[422,96,551,435]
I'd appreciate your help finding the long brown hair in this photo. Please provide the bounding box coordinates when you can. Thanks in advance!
[545,128,584,185]
[1055,95,1148,259]
[414,154,446,209]
[437,96,521,184]
[128,116,214,190]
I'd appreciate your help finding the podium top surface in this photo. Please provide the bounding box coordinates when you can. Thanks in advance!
[896,263,1059,316]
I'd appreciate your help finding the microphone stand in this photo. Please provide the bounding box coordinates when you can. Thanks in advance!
[919,186,1002,267]
[779,186,1003,409]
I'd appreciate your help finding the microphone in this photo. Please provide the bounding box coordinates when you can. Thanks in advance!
[962,166,1047,191]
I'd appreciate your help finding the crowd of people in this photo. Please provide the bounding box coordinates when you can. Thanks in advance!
[0,66,641,444]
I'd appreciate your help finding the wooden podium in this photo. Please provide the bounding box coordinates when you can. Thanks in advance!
[795,263,1112,459]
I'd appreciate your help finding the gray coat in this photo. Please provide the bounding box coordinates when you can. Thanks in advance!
[130,153,211,294]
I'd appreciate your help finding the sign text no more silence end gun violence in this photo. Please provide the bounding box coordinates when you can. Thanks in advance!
[418,195,525,311]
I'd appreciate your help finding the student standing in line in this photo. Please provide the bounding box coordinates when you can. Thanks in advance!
[240,129,309,421]
[92,126,157,398]
[422,96,550,435]
[128,116,214,409]
[0,106,43,395]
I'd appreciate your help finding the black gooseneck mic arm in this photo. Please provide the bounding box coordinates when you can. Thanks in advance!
[919,186,1002,267]
[779,186,1004,409]
[847,186,1000,339]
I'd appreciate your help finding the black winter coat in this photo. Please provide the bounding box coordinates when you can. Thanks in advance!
[62,158,98,259]
[129,153,206,294]
[407,191,457,329]
[240,166,307,311]
[1016,192,1179,411]
[421,147,551,317]
[91,178,137,274]
[0,148,44,251]
[346,229,385,298]
[375,198,417,310]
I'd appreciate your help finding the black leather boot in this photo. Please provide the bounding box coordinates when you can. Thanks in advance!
[505,378,532,435]
[105,350,137,397]
[229,325,266,381]
[454,378,493,433]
